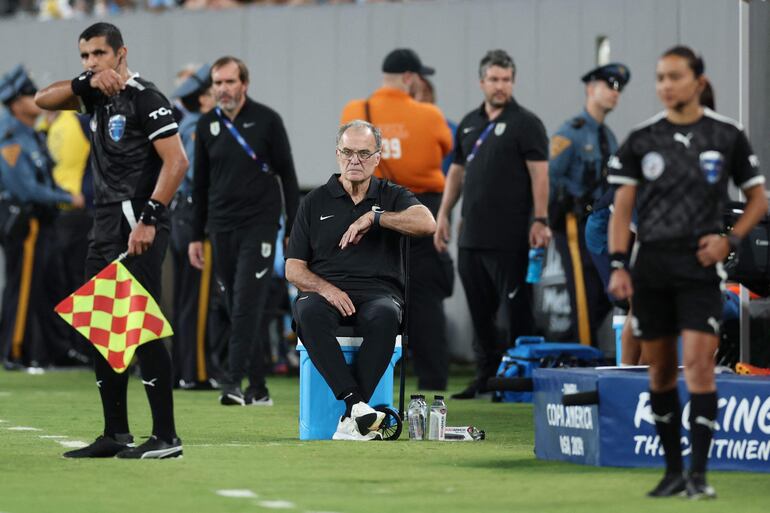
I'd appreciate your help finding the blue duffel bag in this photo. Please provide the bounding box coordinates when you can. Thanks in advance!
[495,336,606,403]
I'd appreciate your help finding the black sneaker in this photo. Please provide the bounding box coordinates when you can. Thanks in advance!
[686,472,717,500]
[647,472,687,497]
[63,433,134,458]
[219,386,246,406]
[244,387,273,406]
[116,435,183,459]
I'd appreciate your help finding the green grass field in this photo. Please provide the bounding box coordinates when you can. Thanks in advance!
[0,368,767,513]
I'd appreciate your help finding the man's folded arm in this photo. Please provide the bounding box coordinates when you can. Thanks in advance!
[380,204,436,237]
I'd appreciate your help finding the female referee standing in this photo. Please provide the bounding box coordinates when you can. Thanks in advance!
[608,46,767,499]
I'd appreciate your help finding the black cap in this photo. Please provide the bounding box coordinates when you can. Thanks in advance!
[581,63,631,91]
[382,48,435,76]
[0,64,38,105]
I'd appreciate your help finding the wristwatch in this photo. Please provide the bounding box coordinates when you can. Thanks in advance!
[532,217,549,228]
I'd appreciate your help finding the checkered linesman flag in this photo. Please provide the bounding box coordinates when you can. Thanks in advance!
[54,258,173,373]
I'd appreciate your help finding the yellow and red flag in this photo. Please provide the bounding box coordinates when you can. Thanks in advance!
[54,259,173,373]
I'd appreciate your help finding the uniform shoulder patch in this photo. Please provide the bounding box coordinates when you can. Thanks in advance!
[570,117,586,129]
[550,135,572,159]
[0,143,21,167]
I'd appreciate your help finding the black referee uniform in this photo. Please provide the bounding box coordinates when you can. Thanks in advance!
[609,109,764,339]
[192,97,299,401]
[287,174,417,401]
[77,74,181,450]
[453,100,549,389]
[608,108,764,490]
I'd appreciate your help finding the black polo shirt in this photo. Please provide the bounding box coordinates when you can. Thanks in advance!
[453,99,548,251]
[80,73,178,205]
[286,174,420,298]
[192,97,300,239]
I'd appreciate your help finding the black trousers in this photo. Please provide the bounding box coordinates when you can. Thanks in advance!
[293,291,401,402]
[0,218,56,365]
[85,200,176,440]
[553,222,611,345]
[458,245,532,383]
[169,200,219,385]
[210,223,277,389]
[409,193,453,390]
[48,209,94,363]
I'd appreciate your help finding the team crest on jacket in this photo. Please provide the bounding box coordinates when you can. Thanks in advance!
[210,121,220,136]
[641,151,665,181]
[494,123,506,136]
[699,151,724,185]
[108,115,126,142]
[261,242,272,258]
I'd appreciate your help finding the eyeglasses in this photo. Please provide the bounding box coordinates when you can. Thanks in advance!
[337,147,380,162]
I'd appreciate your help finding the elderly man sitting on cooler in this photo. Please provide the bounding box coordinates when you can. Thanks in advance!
[285,120,436,441]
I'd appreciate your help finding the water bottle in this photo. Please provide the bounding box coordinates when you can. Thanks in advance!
[407,395,424,440]
[428,395,447,441]
[525,247,544,284]
[418,395,429,436]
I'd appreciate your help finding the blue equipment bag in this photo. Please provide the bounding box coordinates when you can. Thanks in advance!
[495,336,605,403]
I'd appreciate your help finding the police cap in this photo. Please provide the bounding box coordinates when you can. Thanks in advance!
[581,63,630,92]
[382,48,435,76]
[172,63,212,99]
[0,64,38,105]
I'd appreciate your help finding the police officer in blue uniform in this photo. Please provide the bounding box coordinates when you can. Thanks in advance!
[168,64,223,389]
[548,63,630,346]
[0,65,84,368]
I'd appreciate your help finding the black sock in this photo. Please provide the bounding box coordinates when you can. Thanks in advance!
[689,391,717,475]
[650,388,683,474]
[93,347,130,437]
[136,341,177,443]
[341,390,363,418]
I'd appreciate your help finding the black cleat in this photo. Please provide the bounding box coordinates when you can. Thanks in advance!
[647,472,687,497]
[63,433,134,458]
[116,435,183,459]
[451,380,489,400]
[219,386,246,406]
[244,386,273,406]
[686,473,717,500]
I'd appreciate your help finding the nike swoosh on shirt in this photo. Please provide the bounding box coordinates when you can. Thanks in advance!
[243,122,256,128]
[255,268,269,279]
[463,126,475,134]
[320,215,335,221]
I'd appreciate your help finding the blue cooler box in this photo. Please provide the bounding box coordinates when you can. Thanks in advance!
[496,336,604,403]
[297,334,402,440]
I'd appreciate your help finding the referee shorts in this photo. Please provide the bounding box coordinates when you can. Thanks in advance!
[631,239,725,340]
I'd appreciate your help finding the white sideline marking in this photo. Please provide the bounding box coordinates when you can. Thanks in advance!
[40,435,67,439]
[216,489,258,498]
[0,419,6,422]
[58,441,88,449]
[258,500,295,509]
[0,391,11,396]
[7,426,42,431]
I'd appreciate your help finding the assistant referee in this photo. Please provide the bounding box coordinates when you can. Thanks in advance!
[608,46,767,499]
[36,22,188,459]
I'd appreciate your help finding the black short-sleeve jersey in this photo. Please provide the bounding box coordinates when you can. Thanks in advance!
[80,74,178,205]
[286,174,420,297]
[452,99,548,250]
[608,109,764,242]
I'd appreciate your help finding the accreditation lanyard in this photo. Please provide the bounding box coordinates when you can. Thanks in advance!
[465,121,496,163]
[215,107,269,173]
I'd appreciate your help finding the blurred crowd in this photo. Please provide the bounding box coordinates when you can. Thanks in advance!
[0,0,408,20]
